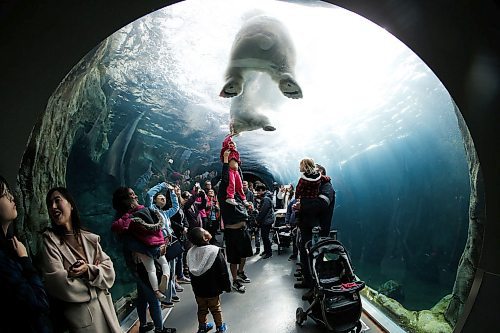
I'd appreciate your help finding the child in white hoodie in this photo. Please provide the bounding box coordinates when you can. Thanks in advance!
[187,227,231,333]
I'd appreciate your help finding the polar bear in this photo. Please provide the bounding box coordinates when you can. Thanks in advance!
[229,72,277,134]
[220,15,303,99]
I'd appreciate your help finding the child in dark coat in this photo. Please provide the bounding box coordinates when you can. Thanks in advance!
[187,227,230,333]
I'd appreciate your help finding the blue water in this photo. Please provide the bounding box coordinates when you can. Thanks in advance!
[62,0,470,312]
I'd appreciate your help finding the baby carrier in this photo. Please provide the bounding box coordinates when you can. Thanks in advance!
[296,238,365,332]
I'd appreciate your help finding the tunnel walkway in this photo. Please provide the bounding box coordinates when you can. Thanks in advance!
[127,241,389,333]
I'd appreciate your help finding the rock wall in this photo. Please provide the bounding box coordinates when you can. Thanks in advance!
[16,39,112,257]
[444,103,485,325]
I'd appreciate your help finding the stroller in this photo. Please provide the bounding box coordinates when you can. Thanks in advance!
[272,209,292,254]
[296,238,365,332]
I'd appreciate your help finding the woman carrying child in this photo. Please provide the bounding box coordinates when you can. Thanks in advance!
[111,187,170,300]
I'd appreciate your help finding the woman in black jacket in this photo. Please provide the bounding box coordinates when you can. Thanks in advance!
[0,175,51,332]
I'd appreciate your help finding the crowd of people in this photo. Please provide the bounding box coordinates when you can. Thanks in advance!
[0,132,335,333]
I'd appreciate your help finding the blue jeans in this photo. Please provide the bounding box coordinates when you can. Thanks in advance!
[136,278,163,330]
[124,234,161,258]
[165,259,177,302]
[175,251,184,278]
[250,226,261,249]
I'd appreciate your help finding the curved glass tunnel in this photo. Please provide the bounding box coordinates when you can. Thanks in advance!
[17,0,475,331]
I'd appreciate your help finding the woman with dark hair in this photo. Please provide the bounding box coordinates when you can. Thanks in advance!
[0,175,51,333]
[40,187,121,333]
[112,186,176,333]
[170,185,191,286]
[146,182,180,306]
[112,185,171,301]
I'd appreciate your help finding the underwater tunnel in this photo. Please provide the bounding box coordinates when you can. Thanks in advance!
[0,0,498,332]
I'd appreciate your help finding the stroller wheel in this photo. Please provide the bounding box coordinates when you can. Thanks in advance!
[296,307,306,326]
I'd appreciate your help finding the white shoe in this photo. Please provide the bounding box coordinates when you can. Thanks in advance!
[159,275,168,293]
[155,290,166,300]
[226,198,237,206]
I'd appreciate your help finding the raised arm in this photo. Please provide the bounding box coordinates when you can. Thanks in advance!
[146,182,167,209]
[164,188,180,218]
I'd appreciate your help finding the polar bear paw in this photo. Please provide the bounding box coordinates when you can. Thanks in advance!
[263,125,276,131]
[279,74,303,99]
[220,78,243,98]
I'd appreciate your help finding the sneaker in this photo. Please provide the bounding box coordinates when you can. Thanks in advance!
[225,198,237,206]
[155,290,166,300]
[172,295,180,302]
[254,248,260,255]
[139,322,155,333]
[159,274,168,293]
[216,323,227,332]
[294,271,302,278]
[197,322,214,333]
[294,281,309,289]
[259,251,266,257]
[155,328,176,333]
[160,301,175,308]
[175,283,184,292]
[262,253,272,259]
[177,276,191,284]
[237,271,251,283]
[288,254,298,261]
[232,280,245,293]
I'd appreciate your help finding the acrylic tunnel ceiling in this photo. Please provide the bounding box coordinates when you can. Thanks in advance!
[23,0,470,314]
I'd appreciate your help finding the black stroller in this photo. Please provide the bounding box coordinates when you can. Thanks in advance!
[296,238,365,332]
[272,209,292,254]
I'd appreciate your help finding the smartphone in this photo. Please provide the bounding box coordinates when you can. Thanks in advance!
[70,260,83,270]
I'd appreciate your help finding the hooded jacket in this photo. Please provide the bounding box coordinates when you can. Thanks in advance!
[295,171,323,199]
[111,206,165,246]
[187,245,231,298]
[256,191,275,226]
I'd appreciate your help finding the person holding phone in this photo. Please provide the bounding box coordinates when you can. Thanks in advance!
[40,187,121,333]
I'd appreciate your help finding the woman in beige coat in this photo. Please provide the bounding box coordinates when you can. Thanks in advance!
[41,187,122,333]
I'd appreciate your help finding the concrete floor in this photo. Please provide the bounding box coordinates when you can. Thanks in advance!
[130,242,386,333]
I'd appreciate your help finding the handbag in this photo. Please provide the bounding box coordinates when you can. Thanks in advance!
[165,236,184,261]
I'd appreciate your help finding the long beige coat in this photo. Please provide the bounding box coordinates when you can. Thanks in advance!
[41,229,122,333]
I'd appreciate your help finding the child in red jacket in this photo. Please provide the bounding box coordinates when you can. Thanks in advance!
[219,134,248,206]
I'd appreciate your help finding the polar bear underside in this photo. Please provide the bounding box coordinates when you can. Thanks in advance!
[220,15,303,100]
[228,72,277,135]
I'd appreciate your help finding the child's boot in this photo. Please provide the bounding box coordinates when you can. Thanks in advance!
[215,323,227,332]
[197,322,214,333]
